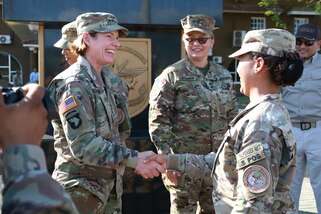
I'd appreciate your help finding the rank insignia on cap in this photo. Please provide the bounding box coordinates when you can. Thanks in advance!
[243,165,270,193]
[59,96,78,114]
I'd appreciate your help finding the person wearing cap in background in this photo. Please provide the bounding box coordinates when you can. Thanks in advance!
[282,23,321,212]
[47,12,165,214]
[148,14,238,214]
[54,20,78,65]
[146,28,304,213]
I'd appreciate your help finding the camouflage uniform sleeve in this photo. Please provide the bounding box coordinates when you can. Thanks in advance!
[2,145,79,214]
[233,130,290,213]
[149,70,175,154]
[167,152,215,179]
[50,81,138,169]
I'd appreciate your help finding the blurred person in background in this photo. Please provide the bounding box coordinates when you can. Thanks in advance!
[282,23,321,213]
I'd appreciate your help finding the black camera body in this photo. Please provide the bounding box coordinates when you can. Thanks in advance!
[2,87,25,104]
[2,87,58,133]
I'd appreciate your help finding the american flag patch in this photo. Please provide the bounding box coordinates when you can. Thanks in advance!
[155,78,166,89]
[59,96,78,114]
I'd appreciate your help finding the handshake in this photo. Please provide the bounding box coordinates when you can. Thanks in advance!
[135,153,182,185]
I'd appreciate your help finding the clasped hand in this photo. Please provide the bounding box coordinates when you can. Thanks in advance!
[136,153,182,186]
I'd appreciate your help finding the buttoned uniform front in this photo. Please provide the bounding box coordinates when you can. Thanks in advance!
[104,67,131,144]
[282,52,321,212]
[48,55,137,213]
[149,57,238,213]
[167,94,297,214]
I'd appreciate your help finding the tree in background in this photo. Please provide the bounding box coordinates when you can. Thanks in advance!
[258,0,321,28]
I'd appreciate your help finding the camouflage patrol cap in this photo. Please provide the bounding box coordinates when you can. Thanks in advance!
[229,28,295,58]
[54,21,77,49]
[76,12,128,37]
[181,14,216,36]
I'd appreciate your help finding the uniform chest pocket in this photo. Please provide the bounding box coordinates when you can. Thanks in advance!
[94,92,118,136]
[175,79,212,112]
[311,72,321,80]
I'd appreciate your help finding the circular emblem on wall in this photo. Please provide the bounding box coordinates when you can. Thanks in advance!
[113,38,151,118]
[243,165,270,193]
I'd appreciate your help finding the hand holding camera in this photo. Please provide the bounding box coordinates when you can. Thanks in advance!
[0,84,51,149]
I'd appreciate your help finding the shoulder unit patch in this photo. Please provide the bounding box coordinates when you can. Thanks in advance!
[243,165,270,193]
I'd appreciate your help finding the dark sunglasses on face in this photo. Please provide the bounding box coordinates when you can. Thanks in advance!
[296,39,314,47]
[185,37,211,44]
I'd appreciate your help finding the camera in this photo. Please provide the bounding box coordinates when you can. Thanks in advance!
[2,87,25,104]
[2,87,58,132]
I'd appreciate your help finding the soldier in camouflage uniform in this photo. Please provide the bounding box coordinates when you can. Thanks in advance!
[54,20,79,65]
[148,28,304,213]
[0,84,78,214]
[54,20,131,143]
[48,12,164,214]
[149,14,238,214]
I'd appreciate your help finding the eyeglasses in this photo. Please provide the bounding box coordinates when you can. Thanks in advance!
[296,39,314,47]
[185,37,211,44]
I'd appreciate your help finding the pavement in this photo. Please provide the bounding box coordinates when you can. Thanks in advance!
[299,177,318,214]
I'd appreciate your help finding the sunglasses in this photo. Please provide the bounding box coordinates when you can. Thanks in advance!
[296,39,314,47]
[185,37,211,44]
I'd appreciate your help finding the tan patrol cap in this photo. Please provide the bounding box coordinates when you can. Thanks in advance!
[54,21,77,49]
[181,14,216,36]
[76,12,128,37]
[229,28,295,58]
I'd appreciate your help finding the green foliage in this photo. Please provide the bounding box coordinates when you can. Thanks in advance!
[258,0,321,28]
[258,0,286,29]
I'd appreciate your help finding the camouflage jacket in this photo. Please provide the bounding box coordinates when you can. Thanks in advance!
[149,57,238,155]
[167,94,297,213]
[48,56,135,203]
[103,65,131,143]
[2,145,79,214]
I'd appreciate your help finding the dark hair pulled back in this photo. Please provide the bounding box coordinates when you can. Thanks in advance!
[252,51,303,86]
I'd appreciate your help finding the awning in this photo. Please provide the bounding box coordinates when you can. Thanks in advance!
[2,0,223,26]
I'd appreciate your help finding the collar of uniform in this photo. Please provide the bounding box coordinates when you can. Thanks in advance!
[229,94,281,126]
[185,56,212,77]
[79,56,105,89]
[247,94,281,109]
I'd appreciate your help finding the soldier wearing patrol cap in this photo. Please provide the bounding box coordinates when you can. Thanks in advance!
[54,21,78,65]
[282,23,321,213]
[48,12,165,214]
[149,14,238,214]
[147,28,304,213]
[53,19,131,145]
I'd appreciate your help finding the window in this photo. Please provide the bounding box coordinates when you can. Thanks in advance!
[228,59,240,84]
[0,52,23,86]
[294,18,309,34]
[250,17,266,30]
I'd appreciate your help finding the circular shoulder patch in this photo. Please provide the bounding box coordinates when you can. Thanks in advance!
[243,165,270,193]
